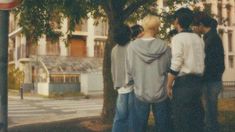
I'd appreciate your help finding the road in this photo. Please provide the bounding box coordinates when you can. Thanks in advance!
[8,95,103,127]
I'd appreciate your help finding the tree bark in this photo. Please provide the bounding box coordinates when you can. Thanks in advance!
[101,19,122,123]
[0,10,9,132]
[100,0,156,124]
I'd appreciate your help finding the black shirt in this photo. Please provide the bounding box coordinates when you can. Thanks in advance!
[203,28,225,82]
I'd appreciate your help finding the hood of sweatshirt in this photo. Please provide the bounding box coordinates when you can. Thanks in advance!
[130,38,168,64]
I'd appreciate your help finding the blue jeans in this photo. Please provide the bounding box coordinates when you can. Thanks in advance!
[202,81,222,132]
[133,95,171,132]
[112,91,134,132]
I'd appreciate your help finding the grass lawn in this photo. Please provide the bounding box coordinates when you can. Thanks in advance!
[9,98,235,132]
[147,98,235,132]
[219,98,235,132]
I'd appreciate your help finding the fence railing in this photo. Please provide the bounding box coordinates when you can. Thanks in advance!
[223,81,235,88]
[220,81,235,98]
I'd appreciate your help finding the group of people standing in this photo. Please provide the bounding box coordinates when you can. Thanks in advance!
[111,7,225,132]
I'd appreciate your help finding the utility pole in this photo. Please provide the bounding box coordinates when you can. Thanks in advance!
[0,10,9,132]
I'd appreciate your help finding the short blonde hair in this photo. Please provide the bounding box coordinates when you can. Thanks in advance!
[142,15,160,32]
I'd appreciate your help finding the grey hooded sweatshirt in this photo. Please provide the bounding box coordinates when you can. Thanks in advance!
[126,38,171,103]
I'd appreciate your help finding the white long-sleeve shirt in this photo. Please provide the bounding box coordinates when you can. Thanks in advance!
[170,32,205,76]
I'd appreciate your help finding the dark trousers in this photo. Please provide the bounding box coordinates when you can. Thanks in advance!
[202,81,222,132]
[172,75,204,132]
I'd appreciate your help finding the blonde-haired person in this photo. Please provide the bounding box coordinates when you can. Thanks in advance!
[141,15,160,35]
[126,15,172,132]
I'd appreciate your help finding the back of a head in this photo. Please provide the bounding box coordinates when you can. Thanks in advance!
[192,11,207,26]
[113,24,131,46]
[142,15,160,33]
[131,24,144,39]
[168,29,178,38]
[210,18,218,29]
[193,11,217,29]
[174,8,193,29]
[200,15,217,27]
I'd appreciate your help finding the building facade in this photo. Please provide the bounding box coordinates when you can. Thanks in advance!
[8,14,107,95]
[8,0,235,94]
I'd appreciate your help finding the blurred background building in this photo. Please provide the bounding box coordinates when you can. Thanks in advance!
[8,15,107,96]
[8,0,235,96]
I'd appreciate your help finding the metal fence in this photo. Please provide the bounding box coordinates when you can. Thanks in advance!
[220,81,235,98]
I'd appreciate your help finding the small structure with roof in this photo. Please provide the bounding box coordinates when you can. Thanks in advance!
[33,56,103,96]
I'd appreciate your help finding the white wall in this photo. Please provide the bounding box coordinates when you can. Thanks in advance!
[37,83,49,96]
[80,72,103,95]
[87,17,95,57]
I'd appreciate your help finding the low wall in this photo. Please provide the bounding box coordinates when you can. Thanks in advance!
[80,72,103,95]
[37,83,80,96]
[22,83,34,92]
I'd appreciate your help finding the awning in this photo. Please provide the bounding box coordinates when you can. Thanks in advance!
[32,56,103,75]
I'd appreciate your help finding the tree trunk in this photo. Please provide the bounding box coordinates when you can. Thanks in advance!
[0,10,9,132]
[101,19,122,123]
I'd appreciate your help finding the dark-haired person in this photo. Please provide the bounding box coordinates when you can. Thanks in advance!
[210,18,218,29]
[192,11,207,36]
[111,24,134,132]
[130,24,144,40]
[193,15,225,132]
[167,8,205,132]
[168,29,178,42]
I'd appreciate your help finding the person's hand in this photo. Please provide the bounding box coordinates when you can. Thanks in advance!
[167,73,175,99]
[167,85,173,98]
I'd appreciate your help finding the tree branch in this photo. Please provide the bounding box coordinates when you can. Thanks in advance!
[122,0,155,20]
[99,0,112,18]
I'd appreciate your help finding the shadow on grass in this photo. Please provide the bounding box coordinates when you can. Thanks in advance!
[219,110,235,132]
[9,98,235,132]
[9,117,111,132]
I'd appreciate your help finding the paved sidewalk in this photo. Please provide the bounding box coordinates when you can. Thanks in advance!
[8,95,103,127]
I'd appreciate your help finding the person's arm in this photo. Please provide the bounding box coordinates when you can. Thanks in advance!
[111,49,115,84]
[125,47,134,86]
[167,37,183,97]
[167,73,176,97]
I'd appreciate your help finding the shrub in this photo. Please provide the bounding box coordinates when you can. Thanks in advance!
[8,66,24,90]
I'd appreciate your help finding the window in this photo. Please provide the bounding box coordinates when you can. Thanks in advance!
[50,75,64,83]
[28,44,37,56]
[229,56,234,68]
[50,75,80,83]
[95,20,108,36]
[226,4,231,26]
[94,39,106,58]
[74,19,88,32]
[46,37,60,56]
[26,37,38,56]
[217,4,223,25]
[228,30,233,52]
[68,35,87,57]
